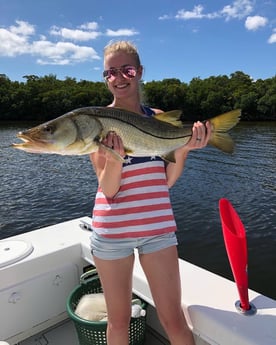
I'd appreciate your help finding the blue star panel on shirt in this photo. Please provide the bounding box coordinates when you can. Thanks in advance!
[123,155,161,166]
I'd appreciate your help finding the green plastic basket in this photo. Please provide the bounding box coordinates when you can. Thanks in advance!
[66,269,147,345]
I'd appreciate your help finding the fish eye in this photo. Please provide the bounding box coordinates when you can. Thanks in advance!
[43,125,54,134]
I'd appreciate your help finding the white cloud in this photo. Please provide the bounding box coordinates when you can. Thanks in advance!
[176,5,205,20]
[245,16,268,31]
[268,29,276,44]
[159,1,274,45]
[0,30,24,56]
[0,20,138,65]
[10,20,35,36]
[0,21,101,64]
[158,14,171,20]
[37,58,70,66]
[31,40,100,65]
[0,21,34,56]
[175,5,219,20]
[221,0,253,20]
[105,28,139,36]
[50,26,101,41]
[162,1,255,22]
[79,22,99,30]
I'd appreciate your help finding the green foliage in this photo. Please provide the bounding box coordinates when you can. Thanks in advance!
[0,72,275,122]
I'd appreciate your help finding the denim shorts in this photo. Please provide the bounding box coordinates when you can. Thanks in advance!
[90,231,178,260]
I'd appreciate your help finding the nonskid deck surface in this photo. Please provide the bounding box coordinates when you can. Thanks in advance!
[18,318,210,345]
[19,319,171,345]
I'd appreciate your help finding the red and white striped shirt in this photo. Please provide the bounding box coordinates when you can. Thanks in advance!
[92,156,177,238]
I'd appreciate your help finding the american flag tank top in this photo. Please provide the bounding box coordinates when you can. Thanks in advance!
[91,156,177,239]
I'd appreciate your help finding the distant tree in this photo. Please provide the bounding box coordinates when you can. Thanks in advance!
[1,72,275,122]
[257,76,276,120]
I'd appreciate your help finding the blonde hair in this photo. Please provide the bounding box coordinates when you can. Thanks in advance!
[103,41,141,67]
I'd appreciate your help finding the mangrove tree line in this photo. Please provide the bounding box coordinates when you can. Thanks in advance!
[0,71,275,122]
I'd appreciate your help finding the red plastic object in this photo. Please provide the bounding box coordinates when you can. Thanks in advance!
[219,198,250,311]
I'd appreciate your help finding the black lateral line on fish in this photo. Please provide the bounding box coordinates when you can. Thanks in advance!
[71,106,188,140]
[96,114,190,140]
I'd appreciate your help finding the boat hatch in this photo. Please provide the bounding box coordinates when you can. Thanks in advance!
[0,239,34,268]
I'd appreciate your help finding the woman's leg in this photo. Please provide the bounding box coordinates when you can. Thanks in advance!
[139,246,195,345]
[93,254,135,345]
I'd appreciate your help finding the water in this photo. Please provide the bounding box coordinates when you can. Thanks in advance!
[1,122,276,299]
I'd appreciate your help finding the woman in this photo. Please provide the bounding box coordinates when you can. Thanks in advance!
[90,40,211,345]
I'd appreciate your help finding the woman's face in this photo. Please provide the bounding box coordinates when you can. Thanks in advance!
[104,52,143,98]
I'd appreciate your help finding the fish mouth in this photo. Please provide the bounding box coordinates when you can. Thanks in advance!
[16,132,50,144]
[12,132,51,153]
[16,132,35,143]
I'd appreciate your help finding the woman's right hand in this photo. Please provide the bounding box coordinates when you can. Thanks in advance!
[99,131,125,160]
[90,131,125,198]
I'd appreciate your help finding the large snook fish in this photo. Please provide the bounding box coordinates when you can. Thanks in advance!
[12,107,241,162]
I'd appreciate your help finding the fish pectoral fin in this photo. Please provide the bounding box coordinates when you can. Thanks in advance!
[124,147,133,155]
[154,110,183,128]
[161,151,176,163]
[98,142,125,162]
[208,132,235,154]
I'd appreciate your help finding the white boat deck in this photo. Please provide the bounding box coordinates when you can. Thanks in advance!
[1,217,276,345]
[18,312,171,345]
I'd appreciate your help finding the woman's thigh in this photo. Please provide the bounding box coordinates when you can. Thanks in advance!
[93,254,135,322]
[139,245,183,317]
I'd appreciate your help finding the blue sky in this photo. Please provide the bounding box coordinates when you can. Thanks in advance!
[0,0,275,83]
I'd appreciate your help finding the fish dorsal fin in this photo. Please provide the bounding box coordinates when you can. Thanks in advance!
[154,110,183,128]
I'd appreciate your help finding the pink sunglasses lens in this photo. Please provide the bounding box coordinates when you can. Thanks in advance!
[103,66,137,80]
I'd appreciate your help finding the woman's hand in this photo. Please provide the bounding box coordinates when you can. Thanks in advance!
[166,121,211,188]
[90,131,125,199]
[185,120,211,151]
[99,131,125,160]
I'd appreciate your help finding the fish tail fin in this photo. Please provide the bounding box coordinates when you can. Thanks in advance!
[208,132,236,154]
[208,109,241,154]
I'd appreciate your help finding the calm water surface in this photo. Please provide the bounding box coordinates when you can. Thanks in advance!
[0,122,275,299]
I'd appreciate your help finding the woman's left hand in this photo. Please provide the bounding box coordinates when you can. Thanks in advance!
[186,120,211,151]
[166,121,212,188]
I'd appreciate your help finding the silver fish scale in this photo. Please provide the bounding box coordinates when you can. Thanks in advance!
[72,107,188,140]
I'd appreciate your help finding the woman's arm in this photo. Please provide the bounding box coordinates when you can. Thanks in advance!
[90,121,211,194]
[90,132,125,199]
[166,121,211,188]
